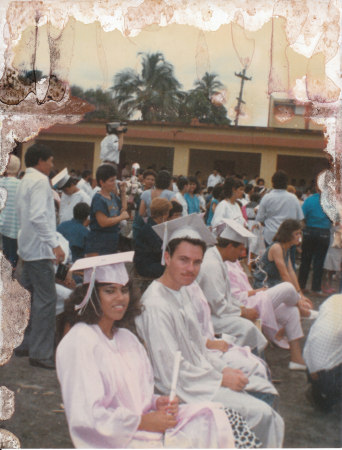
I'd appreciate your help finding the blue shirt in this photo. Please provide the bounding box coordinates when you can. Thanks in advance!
[184,193,200,214]
[89,192,122,233]
[302,193,331,229]
[57,219,89,261]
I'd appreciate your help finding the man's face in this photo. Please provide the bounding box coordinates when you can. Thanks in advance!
[144,175,155,189]
[36,156,54,176]
[164,241,204,288]
[223,243,245,262]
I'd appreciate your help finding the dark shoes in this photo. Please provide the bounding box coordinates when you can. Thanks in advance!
[29,358,55,370]
[14,349,29,357]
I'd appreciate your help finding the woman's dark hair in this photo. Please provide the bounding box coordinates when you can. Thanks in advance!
[249,193,261,204]
[222,177,244,199]
[166,237,207,257]
[244,183,254,195]
[176,176,189,192]
[25,143,53,168]
[212,183,223,200]
[73,202,90,222]
[169,200,183,218]
[143,169,156,179]
[64,279,142,334]
[155,170,172,190]
[272,170,288,189]
[273,219,302,243]
[61,177,78,189]
[96,164,117,186]
[188,176,200,194]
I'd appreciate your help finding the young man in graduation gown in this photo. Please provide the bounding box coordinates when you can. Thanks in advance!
[197,220,267,354]
[135,214,284,448]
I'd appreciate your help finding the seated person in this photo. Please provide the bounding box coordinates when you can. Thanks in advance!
[136,215,284,448]
[253,220,313,314]
[304,294,342,411]
[226,257,310,370]
[197,220,267,354]
[133,197,171,278]
[57,202,90,262]
[57,252,238,448]
[168,200,183,220]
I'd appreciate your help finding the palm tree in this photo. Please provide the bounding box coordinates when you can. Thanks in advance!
[111,52,182,122]
[179,72,231,125]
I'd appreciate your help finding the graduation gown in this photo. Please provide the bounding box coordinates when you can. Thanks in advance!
[136,281,284,448]
[56,323,234,448]
[197,246,267,352]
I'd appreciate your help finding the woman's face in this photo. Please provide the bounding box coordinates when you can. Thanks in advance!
[144,175,155,189]
[100,176,117,192]
[98,283,130,323]
[189,182,197,194]
[232,186,245,200]
[290,229,302,245]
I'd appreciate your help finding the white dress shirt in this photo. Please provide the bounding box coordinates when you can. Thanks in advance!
[76,178,93,198]
[16,167,58,261]
[59,190,91,224]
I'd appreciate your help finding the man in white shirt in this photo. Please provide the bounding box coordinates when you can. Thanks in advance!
[16,144,65,369]
[136,215,284,448]
[207,168,223,188]
[256,170,304,246]
[100,122,125,167]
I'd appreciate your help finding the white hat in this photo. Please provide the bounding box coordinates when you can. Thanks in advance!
[70,251,134,312]
[152,214,216,264]
[51,168,70,189]
[217,219,254,246]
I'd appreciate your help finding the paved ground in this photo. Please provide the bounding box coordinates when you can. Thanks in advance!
[1,290,341,448]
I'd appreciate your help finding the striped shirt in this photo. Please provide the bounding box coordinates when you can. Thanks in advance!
[0,176,20,239]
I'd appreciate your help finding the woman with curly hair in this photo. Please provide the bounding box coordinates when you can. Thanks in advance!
[56,252,237,448]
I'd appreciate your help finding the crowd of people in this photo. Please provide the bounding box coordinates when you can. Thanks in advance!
[1,142,342,448]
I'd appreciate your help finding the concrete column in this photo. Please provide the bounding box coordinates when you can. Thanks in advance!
[92,139,101,176]
[259,149,277,187]
[173,144,190,176]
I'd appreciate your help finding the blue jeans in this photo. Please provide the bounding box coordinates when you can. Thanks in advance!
[18,259,57,363]
[298,227,330,292]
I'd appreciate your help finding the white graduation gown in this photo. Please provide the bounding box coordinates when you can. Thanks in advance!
[197,246,267,352]
[56,323,234,449]
[136,281,284,448]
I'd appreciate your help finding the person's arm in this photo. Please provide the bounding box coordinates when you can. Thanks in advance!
[95,210,129,228]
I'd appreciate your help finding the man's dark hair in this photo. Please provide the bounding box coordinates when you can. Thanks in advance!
[273,219,302,243]
[168,200,183,218]
[244,183,254,195]
[61,177,78,190]
[272,170,288,189]
[73,202,90,222]
[176,176,189,192]
[166,237,207,257]
[257,178,265,185]
[82,170,92,179]
[143,169,157,179]
[217,237,242,248]
[96,164,117,186]
[155,170,172,190]
[25,143,53,168]
[212,183,223,200]
[222,177,244,199]
[188,176,200,194]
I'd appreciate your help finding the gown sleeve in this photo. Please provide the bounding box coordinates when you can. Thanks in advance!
[56,324,142,449]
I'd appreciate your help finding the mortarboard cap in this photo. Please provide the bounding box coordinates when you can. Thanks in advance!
[70,251,134,313]
[218,219,254,246]
[152,214,216,264]
[51,168,71,189]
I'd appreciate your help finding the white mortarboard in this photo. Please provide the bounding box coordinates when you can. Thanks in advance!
[51,168,70,189]
[152,213,216,264]
[217,219,254,246]
[70,251,134,313]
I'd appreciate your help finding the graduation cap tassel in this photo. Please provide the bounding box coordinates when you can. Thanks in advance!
[75,267,96,314]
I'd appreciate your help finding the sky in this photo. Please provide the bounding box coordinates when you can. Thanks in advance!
[12,18,314,127]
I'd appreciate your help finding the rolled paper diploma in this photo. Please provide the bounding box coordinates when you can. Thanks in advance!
[169,351,181,402]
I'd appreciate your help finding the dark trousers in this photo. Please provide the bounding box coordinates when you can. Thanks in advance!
[298,227,330,292]
[308,363,342,411]
[18,259,57,362]
[2,235,18,268]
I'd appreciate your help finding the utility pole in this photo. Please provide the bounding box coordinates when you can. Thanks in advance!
[234,67,252,126]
